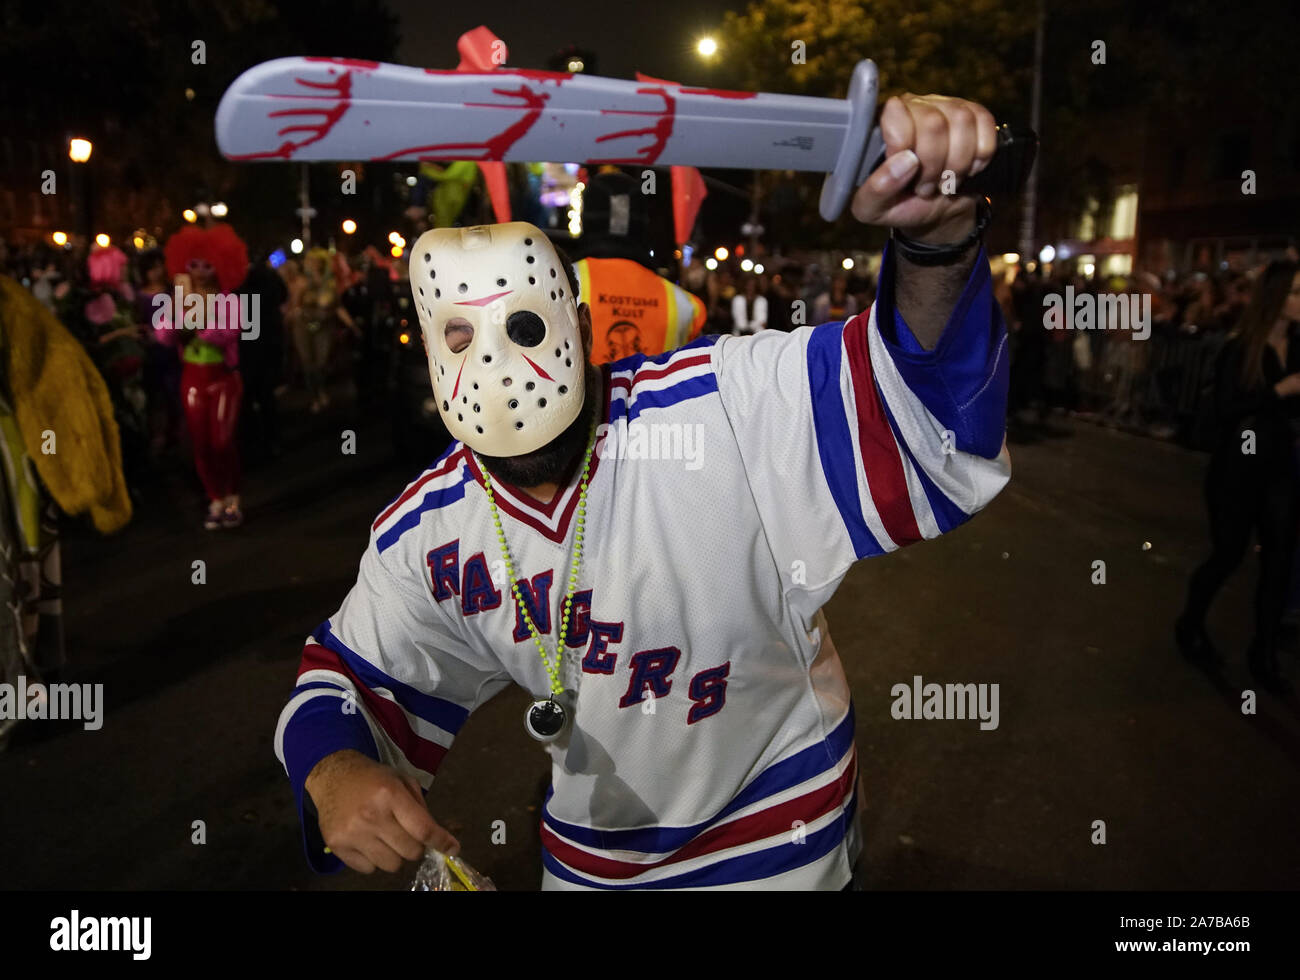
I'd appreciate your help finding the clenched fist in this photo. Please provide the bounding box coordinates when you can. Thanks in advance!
[851,93,998,243]
[305,749,459,873]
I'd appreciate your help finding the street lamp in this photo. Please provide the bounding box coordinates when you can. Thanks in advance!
[290,238,304,255]
[183,209,197,223]
[68,138,92,163]
[842,257,854,270]
[342,219,357,235]
[51,231,67,246]
[696,37,718,58]
[95,234,110,248]
[210,202,228,218]
[714,246,728,261]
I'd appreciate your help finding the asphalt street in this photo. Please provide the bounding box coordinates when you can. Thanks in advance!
[1,407,1295,892]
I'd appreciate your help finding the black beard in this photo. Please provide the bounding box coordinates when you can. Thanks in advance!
[478,367,599,489]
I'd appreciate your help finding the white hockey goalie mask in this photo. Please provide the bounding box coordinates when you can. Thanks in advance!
[410,223,585,457]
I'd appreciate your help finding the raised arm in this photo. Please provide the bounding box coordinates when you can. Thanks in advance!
[849,93,999,348]
[713,91,1010,619]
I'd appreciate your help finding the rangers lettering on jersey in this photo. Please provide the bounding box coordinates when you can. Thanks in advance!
[275,241,1011,890]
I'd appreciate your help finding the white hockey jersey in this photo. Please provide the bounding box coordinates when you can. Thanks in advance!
[275,244,1012,890]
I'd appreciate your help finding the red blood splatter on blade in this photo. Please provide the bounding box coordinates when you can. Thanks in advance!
[589,86,676,165]
[376,85,548,162]
[227,71,354,160]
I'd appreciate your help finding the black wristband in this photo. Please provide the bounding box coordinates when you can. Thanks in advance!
[891,197,992,267]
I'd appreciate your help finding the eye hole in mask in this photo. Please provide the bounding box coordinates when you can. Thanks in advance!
[444,317,474,354]
[507,310,546,348]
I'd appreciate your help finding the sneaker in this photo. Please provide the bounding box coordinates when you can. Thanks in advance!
[204,502,224,530]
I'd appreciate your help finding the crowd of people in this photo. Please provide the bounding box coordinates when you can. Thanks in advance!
[0,230,410,529]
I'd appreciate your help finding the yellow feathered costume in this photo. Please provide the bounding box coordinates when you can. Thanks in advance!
[0,275,132,533]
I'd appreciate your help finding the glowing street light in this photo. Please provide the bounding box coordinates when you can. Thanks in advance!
[1038,244,1056,263]
[290,238,304,255]
[94,234,110,248]
[841,257,854,270]
[68,138,92,163]
[714,246,728,261]
[754,263,765,274]
[705,257,718,271]
[391,245,404,258]
[210,202,229,218]
[342,219,357,235]
[388,231,402,245]
[740,258,753,272]
[697,37,718,58]
[182,209,197,223]
[51,231,68,246]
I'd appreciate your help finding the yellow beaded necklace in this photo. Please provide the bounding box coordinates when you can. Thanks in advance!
[477,407,599,741]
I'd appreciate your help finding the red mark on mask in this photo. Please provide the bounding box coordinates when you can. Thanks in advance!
[522,355,554,381]
[455,289,513,307]
[451,358,466,400]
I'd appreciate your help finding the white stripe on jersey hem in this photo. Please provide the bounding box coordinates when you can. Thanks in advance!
[543,779,857,889]
[543,742,857,866]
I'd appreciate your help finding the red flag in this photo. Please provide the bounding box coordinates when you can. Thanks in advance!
[457,27,511,224]
[671,165,707,248]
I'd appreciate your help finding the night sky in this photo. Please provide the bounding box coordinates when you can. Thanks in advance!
[389,0,750,83]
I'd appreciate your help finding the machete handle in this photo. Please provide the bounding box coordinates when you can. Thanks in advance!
[817,59,881,223]
[818,58,1039,220]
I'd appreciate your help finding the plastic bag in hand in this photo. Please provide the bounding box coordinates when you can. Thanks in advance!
[410,848,497,891]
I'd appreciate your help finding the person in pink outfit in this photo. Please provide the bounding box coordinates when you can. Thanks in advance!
[158,223,250,529]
